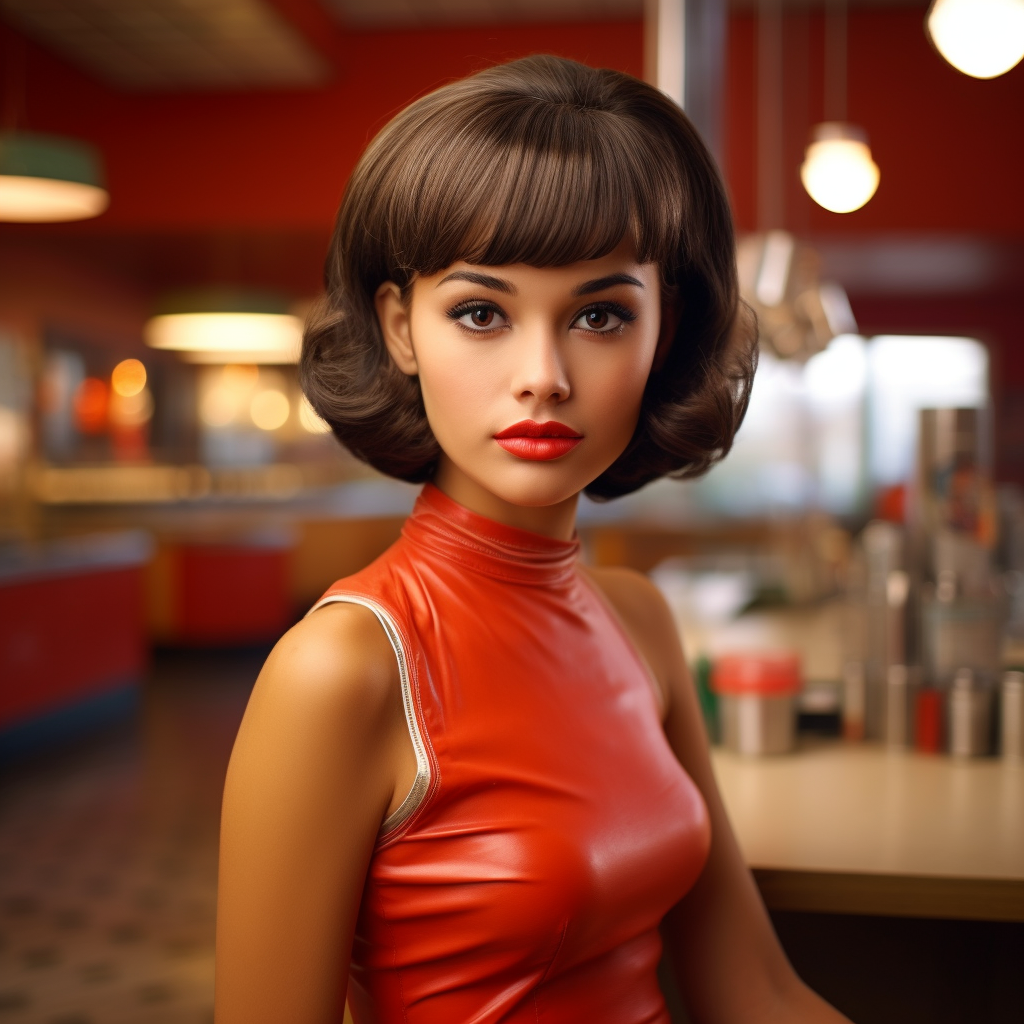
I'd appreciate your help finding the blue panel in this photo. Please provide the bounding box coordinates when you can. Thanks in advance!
[0,682,140,765]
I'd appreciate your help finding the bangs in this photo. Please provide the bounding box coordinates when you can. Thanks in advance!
[373,96,689,281]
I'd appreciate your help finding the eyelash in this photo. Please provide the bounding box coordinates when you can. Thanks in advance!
[445,299,638,336]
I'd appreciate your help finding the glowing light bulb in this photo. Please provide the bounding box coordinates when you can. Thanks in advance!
[800,123,880,214]
[926,0,1024,79]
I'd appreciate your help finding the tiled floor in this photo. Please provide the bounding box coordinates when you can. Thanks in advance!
[0,648,264,1024]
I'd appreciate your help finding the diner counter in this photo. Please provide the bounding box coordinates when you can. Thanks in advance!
[712,741,1024,921]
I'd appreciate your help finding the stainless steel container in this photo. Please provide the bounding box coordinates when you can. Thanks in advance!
[842,660,866,741]
[884,664,910,749]
[712,652,800,756]
[949,667,992,757]
[1001,670,1024,760]
[719,694,796,756]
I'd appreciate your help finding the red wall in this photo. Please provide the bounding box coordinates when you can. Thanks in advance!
[724,10,1024,235]
[5,10,1021,236]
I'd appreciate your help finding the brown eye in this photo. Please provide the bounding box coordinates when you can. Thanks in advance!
[453,304,507,332]
[573,307,626,333]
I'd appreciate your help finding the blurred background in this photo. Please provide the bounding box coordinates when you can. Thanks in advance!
[1,1,1023,1022]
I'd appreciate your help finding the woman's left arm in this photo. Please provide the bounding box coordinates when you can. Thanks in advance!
[586,566,851,1024]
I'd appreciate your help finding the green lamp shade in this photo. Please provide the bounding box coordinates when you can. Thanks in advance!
[0,132,109,222]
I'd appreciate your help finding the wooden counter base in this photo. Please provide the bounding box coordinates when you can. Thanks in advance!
[753,868,1024,922]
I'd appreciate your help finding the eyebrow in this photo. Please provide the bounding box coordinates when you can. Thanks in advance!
[572,273,644,296]
[436,271,516,294]
[435,270,644,297]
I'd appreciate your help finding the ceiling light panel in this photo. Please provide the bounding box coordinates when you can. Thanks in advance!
[0,0,331,91]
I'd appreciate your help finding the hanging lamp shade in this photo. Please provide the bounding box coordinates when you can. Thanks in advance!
[0,132,110,222]
[800,122,880,214]
[144,290,303,364]
[926,0,1024,79]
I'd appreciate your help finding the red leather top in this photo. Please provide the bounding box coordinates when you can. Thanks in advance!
[315,484,710,1024]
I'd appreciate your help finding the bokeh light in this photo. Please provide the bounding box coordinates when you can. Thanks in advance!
[926,0,1024,79]
[111,358,147,397]
[250,389,290,431]
[109,388,154,428]
[200,386,239,428]
[222,364,260,391]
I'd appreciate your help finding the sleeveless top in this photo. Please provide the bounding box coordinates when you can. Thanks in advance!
[311,484,711,1024]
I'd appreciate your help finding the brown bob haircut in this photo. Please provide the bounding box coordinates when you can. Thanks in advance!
[301,54,756,500]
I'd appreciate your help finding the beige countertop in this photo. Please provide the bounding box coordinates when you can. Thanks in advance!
[711,741,1024,921]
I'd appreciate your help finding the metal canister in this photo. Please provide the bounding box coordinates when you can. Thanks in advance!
[949,667,992,757]
[884,664,910,749]
[712,652,800,756]
[842,660,866,741]
[1001,670,1024,760]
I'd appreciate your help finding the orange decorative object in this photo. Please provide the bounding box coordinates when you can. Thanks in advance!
[313,485,710,1024]
[72,376,109,435]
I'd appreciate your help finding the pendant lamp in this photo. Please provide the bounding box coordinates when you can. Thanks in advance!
[801,0,880,215]
[926,0,1024,79]
[144,290,302,364]
[0,132,109,222]
[801,122,880,214]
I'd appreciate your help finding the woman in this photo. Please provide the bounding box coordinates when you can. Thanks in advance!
[216,55,849,1024]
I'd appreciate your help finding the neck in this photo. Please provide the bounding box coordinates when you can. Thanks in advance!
[432,461,579,541]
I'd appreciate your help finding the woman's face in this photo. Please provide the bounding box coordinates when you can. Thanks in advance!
[375,238,664,536]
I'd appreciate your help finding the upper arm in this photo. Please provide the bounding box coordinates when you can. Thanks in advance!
[215,603,403,1024]
[586,568,841,1023]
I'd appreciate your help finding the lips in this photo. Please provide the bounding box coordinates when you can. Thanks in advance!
[493,420,583,461]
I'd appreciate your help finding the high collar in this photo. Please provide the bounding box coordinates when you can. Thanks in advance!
[401,484,580,586]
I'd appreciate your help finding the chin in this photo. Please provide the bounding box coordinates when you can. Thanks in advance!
[479,461,600,509]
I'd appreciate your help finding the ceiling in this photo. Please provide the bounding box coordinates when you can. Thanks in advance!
[329,0,640,28]
[331,0,927,27]
[0,0,331,91]
[0,0,930,91]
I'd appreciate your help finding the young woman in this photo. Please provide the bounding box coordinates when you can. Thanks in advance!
[216,55,850,1024]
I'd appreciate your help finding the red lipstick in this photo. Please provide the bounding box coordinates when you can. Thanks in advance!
[493,420,583,461]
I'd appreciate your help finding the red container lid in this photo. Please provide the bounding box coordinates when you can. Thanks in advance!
[711,652,802,697]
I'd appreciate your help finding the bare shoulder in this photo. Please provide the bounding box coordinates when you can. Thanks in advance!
[237,600,402,759]
[583,564,671,620]
[582,565,684,714]
[261,601,398,703]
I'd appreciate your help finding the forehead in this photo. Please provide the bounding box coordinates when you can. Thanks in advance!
[419,237,657,291]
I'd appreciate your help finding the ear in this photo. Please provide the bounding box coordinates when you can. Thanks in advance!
[652,298,678,373]
[375,281,418,376]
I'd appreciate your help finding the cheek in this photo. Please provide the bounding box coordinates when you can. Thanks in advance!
[576,345,655,432]
[411,330,501,437]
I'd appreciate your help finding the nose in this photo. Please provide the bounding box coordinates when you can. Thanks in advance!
[510,328,570,405]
